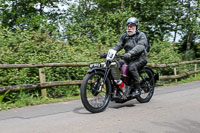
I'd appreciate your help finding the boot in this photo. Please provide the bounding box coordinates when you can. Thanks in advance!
[132,89,141,97]
[131,83,141,97]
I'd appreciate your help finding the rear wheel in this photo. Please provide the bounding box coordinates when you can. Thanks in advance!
[80,70,111,113]
[136,68,155,103]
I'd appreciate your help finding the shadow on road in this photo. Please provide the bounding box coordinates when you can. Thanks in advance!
[73,107,92,114]
[74,100,137,114]
[109,103,136,109]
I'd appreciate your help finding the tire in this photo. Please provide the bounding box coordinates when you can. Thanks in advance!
[136,68,155,103]
[80,70,111,113]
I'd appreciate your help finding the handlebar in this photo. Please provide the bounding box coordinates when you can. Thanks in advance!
[115,54,124,58]
[100,53,124,59]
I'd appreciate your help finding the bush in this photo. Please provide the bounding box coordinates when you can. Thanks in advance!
[181,49,196,61]
[148,41,182,75]
[0,27,108,101]
[148,41,181,64]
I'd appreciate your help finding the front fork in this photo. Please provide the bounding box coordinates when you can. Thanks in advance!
[98,61,110,92]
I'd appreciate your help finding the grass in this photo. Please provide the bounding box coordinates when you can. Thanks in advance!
[161,73,200,87]
[0,94,81,111]
[0,73,200,111]
[176,74,200,84]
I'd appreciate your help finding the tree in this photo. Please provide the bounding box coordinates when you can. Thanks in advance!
[64,0,200,58]
[176,0,200,59]
[0,0,66,32]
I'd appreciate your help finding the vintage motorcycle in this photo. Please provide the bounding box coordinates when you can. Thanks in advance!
[80,49,159,113]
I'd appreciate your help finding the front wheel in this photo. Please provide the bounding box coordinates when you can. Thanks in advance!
[80,70,111,113]
[136,68,155,103]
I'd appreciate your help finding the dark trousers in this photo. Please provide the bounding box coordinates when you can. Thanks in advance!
[118,57,147,89]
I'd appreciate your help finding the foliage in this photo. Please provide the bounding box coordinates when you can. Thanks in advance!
[148,41,182,75]
[181,49,196,61]
[66,0,199,43]
[0,90,10,104]
[0,89,45,110]
[0,0,67,32]
[1,0,200,57]
[0,27,99,87]
[148,41,181,64]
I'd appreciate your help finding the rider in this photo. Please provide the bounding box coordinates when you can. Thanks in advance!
[112,17,148,97]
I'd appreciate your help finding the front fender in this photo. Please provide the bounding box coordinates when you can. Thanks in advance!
[87,67,106,74]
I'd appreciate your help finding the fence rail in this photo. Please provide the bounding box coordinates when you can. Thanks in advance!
[0,60,200,69]
[0,60,199,95]
[0,62,90,69]
[147,60,200,68]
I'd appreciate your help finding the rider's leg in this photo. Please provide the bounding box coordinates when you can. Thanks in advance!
[128,58,147,97]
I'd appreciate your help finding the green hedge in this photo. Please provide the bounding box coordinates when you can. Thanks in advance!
[0,27,182,101]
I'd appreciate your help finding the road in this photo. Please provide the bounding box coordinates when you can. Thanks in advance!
[0,80,200,133]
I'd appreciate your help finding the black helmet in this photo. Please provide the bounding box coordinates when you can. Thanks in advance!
[126,17,139,28]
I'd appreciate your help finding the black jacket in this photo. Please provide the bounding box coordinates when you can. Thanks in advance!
[112,31,148,61]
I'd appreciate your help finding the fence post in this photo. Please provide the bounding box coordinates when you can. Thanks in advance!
[39,68,47,98]
[195,64,197,77]
[174,67,177,82]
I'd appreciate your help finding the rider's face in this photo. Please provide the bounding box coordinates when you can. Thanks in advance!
[127,24,136,36]
[127,25,136,31]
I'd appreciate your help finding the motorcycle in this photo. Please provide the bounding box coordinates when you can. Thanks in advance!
[80,49,159,113]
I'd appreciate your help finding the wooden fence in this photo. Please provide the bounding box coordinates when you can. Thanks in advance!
[0,60,200,96]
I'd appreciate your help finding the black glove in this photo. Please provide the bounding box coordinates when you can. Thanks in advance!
[123,53,132,60]
[100,53,107,58]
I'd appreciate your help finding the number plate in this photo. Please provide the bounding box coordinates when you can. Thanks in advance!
[89,63,101,68]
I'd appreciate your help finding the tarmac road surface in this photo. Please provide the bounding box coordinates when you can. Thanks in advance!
[0,80,200,133]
